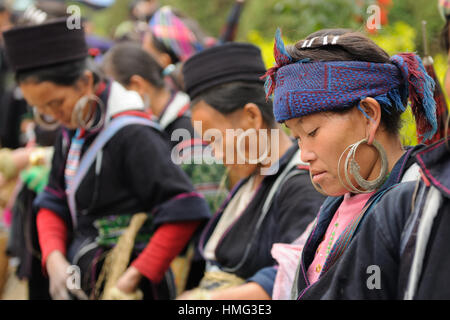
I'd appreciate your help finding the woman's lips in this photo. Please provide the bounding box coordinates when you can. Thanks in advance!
[312,171,327,183]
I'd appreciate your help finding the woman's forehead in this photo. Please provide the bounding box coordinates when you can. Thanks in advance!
[285,112,322,128]
[20,81,66,104]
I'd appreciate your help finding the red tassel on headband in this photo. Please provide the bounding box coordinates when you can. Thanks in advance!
[391,53,437,142]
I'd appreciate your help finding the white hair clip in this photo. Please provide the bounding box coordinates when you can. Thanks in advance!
[23,5,47,25]
[301,35,340,49]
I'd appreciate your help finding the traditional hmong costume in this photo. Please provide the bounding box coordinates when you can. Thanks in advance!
[298,137,450,299]
[155,90,227,213]
[3,19,211,299]
[300,1,450,300]
[182,42,326,297]
[152,88,227,292]
[264,29,438,299]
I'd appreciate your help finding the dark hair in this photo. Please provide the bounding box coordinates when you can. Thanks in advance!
[287,29,402,135]
[150,32,180,64]
[15,58,102,86]
[102,41,164,88]
[192,81,276,128]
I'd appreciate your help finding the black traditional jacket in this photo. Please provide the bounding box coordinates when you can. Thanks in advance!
[198,145,325,287]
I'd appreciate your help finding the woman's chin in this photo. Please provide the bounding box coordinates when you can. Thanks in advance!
[61,120,78,129]
[319,184,348,197]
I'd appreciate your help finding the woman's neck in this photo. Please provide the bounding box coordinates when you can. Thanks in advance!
[367,134,405,183]
[149,87,172,117]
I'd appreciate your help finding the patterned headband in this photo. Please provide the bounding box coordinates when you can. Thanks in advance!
[263,29,438,141]
[149,6,204,62]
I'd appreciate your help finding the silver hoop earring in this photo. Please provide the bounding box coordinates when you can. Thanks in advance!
[338,138,388,194]
[72,94,105,131]
[236,129,270,165]
[33,109,60,131]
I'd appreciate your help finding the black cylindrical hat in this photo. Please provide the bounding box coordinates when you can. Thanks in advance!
[183,42,267,100]
[3,17,88,72]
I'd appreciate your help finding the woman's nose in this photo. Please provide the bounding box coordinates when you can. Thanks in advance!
[299,145,316,164]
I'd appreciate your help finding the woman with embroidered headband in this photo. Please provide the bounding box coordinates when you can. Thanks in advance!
[264,28,437,299]
[296,2,450,300]
[176,42,325,300]
[142,5,213,91]
[3,18,210,300]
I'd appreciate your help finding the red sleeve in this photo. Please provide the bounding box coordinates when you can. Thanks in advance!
[131,220,201,283]
[36,208,68,268]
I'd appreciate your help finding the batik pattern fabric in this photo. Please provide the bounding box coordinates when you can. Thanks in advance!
[149,6,204,62]
[94,213,155,251]
[176,139,228,214]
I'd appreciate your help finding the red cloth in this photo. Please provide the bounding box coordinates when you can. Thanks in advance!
[36,208,68,268]
[131,220,200,283]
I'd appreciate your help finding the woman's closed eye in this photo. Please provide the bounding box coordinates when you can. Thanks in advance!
[47,99,64,109]
[308,128,318,137]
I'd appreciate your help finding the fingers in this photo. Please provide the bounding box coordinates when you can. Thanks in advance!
[51,286,71,300]
[69,288,89,300]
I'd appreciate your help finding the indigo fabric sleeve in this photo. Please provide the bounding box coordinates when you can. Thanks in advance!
[247,266,278,297]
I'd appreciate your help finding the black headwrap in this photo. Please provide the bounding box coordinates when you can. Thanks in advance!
[3,17,88,72]
[183,42,266,100]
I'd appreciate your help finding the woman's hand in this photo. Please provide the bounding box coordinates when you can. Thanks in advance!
[176,283,271,300]
[176,289,194,300]
[46,251,88,300]
[209,283,271,300]
[115,266,143,294]
[46,251,71,300]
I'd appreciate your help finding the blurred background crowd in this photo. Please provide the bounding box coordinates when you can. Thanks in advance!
[0,0,447,300]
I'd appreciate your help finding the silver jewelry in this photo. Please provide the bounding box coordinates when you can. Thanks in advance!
[72,94,105,131]
[236,129,270,165]
[33,108,60,131]
[338,138,388,194]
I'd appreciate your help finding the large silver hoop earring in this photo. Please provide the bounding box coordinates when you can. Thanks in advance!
[338,138,388,194]
[33,109,60,131]
[72,95,105,131]
[236,129,270,165]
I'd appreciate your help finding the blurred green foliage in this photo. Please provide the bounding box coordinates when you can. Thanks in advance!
[159,0,447,55]
[81,0,447,56]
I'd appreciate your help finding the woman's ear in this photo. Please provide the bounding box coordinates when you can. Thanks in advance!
[241,103,264,130]
[128,75,149,98]
[78,70,94,94]
[360,97,382,145]
[159,53,173,69]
